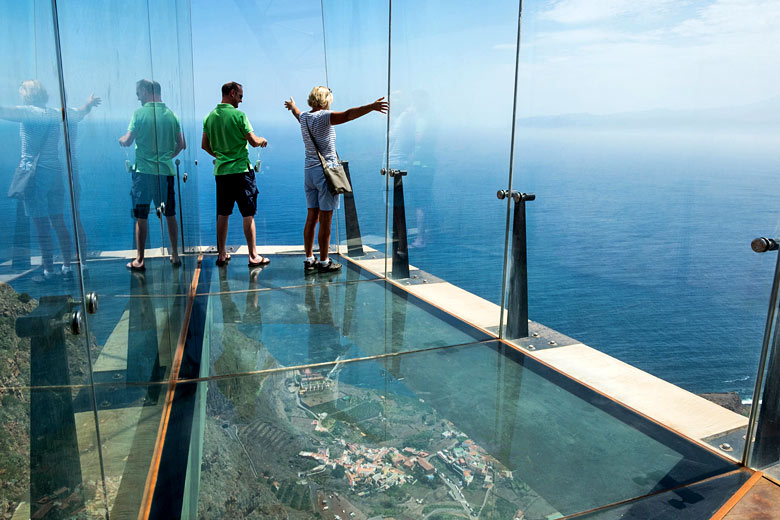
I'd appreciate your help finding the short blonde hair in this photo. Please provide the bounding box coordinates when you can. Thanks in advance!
[19,80,48,106]
[307,86,332,109]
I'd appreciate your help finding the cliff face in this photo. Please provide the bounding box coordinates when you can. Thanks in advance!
[699,392,750,416]
[0,282,102,519]
[0,282,35,520]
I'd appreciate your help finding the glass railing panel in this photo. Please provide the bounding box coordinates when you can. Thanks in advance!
[199,257,491,378]
[385,1,518,331]
[323,1,391,270]
[0,385,109,519]
[170,341,738,518]
[745,248,780,480]
[0,2,107,517]
[506,0,780,454]
[152,0,201,257]
[574,469,753,519]
[77,258,195,386]
[191,2,334,258]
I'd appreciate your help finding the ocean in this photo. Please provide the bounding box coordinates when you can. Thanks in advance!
[1,119,777,400]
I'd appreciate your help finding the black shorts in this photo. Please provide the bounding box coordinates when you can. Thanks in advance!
[215,170,258,217]
[131,172,176,219]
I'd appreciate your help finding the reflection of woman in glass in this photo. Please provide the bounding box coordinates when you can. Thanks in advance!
[0,80,73,280]
[284,87,388,274]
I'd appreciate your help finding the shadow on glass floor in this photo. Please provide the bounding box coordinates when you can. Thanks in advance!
[137,341,742,519]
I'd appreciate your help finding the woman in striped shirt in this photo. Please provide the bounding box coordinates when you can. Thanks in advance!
[284,87,387,274]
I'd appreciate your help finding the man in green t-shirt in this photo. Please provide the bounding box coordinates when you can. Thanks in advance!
[119,79,185,271]
[202,81,270,268]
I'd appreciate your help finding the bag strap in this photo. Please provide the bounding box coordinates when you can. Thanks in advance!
[304,113,340,165]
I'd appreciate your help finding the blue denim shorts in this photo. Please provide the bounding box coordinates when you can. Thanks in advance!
[23,165,64,218]
[304,164,340,211]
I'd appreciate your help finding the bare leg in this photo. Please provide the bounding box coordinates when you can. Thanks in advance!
[243,215,262,264]
[304,208,320,257]
[32,217,54,272]
[165,215,179,263]
[217,215,229,262]
[317,210,333,262]
[49,214,73,268]
[128,218,148,269]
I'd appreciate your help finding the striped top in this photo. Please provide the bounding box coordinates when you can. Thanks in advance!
[299,110,337,168]
[13,106,61,171]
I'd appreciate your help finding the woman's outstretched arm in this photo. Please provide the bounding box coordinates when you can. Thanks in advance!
[330,97,388,125]
[284,97,301,121]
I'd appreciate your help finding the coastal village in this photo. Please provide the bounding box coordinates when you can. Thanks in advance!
[287,367,556,520]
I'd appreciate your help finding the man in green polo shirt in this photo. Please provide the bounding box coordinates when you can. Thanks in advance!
[202,81,270,268]
[119,79,185,271]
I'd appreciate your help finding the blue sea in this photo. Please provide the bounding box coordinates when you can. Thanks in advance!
[1,120,778,400]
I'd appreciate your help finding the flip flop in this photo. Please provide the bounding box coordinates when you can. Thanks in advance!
[248,256,271,267]
[126,261,145,272]
[216,254,231,267]
[171,258,182,268]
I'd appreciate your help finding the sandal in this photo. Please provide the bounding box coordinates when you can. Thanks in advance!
[248,256,271,267]
[215,254,231,267]
[171,258,182,268]
[126,261,145,272]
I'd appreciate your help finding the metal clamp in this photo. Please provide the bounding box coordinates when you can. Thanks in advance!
[497,190,536,203]
[752,237,779,253]
[86,291,98,314]
[381,168,407,177]
[156,202,165,218]
[70,309,83,335]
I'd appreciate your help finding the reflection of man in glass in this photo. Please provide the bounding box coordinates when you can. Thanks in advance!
[0,80,74,280]
[119,80,185,271]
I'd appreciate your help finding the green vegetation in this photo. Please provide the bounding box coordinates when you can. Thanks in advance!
[422,503,462,515]
[273,481,311,511]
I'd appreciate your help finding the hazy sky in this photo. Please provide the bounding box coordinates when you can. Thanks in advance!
[189,0,780,124]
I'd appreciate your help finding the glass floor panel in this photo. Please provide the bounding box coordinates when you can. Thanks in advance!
[200,258,491,377]
[144,341,739,519]
[199,253,381,294]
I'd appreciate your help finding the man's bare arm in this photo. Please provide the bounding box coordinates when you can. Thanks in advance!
[119,131,135,147]
[246,132,268,148]
[201,132,215,157]
[173,132,186,157]
[330,97,388,125]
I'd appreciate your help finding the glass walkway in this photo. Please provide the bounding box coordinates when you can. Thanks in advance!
[3,1,780,518]
[3,250,773,518]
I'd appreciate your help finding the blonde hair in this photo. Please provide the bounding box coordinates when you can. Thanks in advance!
[19,80,48,106]
[307,86,332,109]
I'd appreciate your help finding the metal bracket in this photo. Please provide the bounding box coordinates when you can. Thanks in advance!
[381,168,408,177]
[497,190,535,203]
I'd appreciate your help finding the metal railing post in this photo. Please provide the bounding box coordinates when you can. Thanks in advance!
[499,190,535,339]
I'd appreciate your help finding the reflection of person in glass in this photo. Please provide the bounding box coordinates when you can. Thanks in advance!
[68,92,102,256]
[0,80,76,280]
[202,82,270,268]
[284,87,388,274]
[119,79,185,271]
[389,89,433,248]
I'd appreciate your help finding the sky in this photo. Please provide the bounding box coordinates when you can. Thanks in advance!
[189,0,780,123]
[1,0,778,127]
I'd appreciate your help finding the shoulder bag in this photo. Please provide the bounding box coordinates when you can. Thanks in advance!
[304,115,352,196]
[8,122,54,199]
